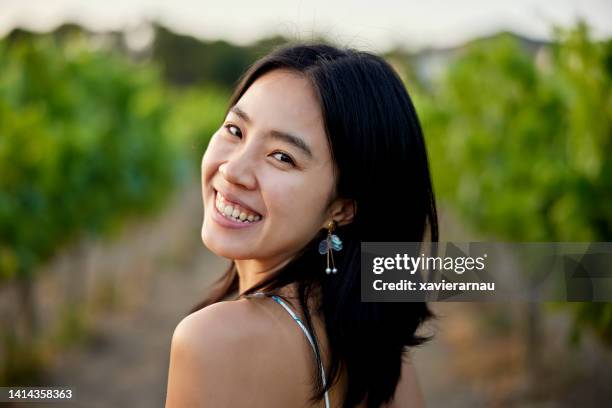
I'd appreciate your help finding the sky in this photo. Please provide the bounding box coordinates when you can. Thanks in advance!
[1,0,611,51]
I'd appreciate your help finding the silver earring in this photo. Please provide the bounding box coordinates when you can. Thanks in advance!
[318,221,342,274]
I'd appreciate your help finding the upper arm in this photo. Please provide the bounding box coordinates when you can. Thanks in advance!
[165,307,229,408]
[164,301,286,408]
[166,302,274,408]
[385,355,425,408]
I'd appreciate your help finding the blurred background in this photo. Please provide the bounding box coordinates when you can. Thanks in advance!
[0,1,611,407]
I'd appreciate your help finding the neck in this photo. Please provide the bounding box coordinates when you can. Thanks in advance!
[235,256,294,294]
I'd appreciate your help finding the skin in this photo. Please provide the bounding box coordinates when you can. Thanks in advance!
[199,68,354,293]
[165,69,425,407]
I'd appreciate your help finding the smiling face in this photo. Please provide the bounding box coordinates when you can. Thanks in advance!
[201,69,339,264]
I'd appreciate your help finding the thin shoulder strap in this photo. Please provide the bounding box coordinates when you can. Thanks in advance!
[270,295,331,408]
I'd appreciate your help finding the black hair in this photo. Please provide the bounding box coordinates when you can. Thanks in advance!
[190,43,438,408]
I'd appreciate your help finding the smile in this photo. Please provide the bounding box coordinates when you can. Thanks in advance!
[215,191,262,223]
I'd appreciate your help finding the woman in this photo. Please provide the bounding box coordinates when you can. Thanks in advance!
[165,43,438,408]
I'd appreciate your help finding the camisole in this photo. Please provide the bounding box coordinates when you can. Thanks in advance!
[246,292,331,408]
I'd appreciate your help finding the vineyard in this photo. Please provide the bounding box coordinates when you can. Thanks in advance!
[414,23,612,343]
[0,22,611,405]
[0,32,227,383]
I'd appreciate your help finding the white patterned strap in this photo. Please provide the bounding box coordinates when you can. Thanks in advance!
[270,295,331,408]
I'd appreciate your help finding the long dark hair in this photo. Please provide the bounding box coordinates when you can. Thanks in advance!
[191,43,438,408]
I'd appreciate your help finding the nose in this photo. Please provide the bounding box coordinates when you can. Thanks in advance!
[219,151,257,190]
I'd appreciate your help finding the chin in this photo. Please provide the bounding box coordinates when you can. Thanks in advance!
[200,226,249,260]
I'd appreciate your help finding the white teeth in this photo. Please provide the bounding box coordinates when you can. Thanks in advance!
[215,191,262,223]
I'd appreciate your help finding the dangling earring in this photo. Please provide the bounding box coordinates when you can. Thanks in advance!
[318,220,343,274]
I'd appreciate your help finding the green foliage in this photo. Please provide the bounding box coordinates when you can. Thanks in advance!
[164,86,229,167]
[0,332,46,385]
[568,302,612,345]
[153,25,256,87]
[0,34,184,281]
[416,23,612,342]
[53,303,91,347]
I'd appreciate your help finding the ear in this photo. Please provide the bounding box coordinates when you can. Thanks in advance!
[326,198,357,227]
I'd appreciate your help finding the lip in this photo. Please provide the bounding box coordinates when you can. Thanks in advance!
[214,188,263,217]
[210,189,263,229]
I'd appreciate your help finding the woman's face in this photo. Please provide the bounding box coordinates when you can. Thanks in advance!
[201,69,337,263]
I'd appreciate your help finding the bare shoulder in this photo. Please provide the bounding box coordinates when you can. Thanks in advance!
[171,298,272,347]
[165,298,307,408]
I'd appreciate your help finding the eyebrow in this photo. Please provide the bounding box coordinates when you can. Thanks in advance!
[230,105,314,159]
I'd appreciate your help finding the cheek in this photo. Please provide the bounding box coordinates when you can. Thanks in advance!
[201,132,224,181]
[265,175,330,228]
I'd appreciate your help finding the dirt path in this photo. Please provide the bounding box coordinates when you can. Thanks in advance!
[412,304,489,407]
[24,249,488,408]
[32,248,225,408]
[33,260,486,408]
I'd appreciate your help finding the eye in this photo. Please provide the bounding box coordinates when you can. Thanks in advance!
[271,152,296,166]
[224,124,242,138]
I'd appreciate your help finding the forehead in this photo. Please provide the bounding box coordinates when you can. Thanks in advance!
[234,69,328,151]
